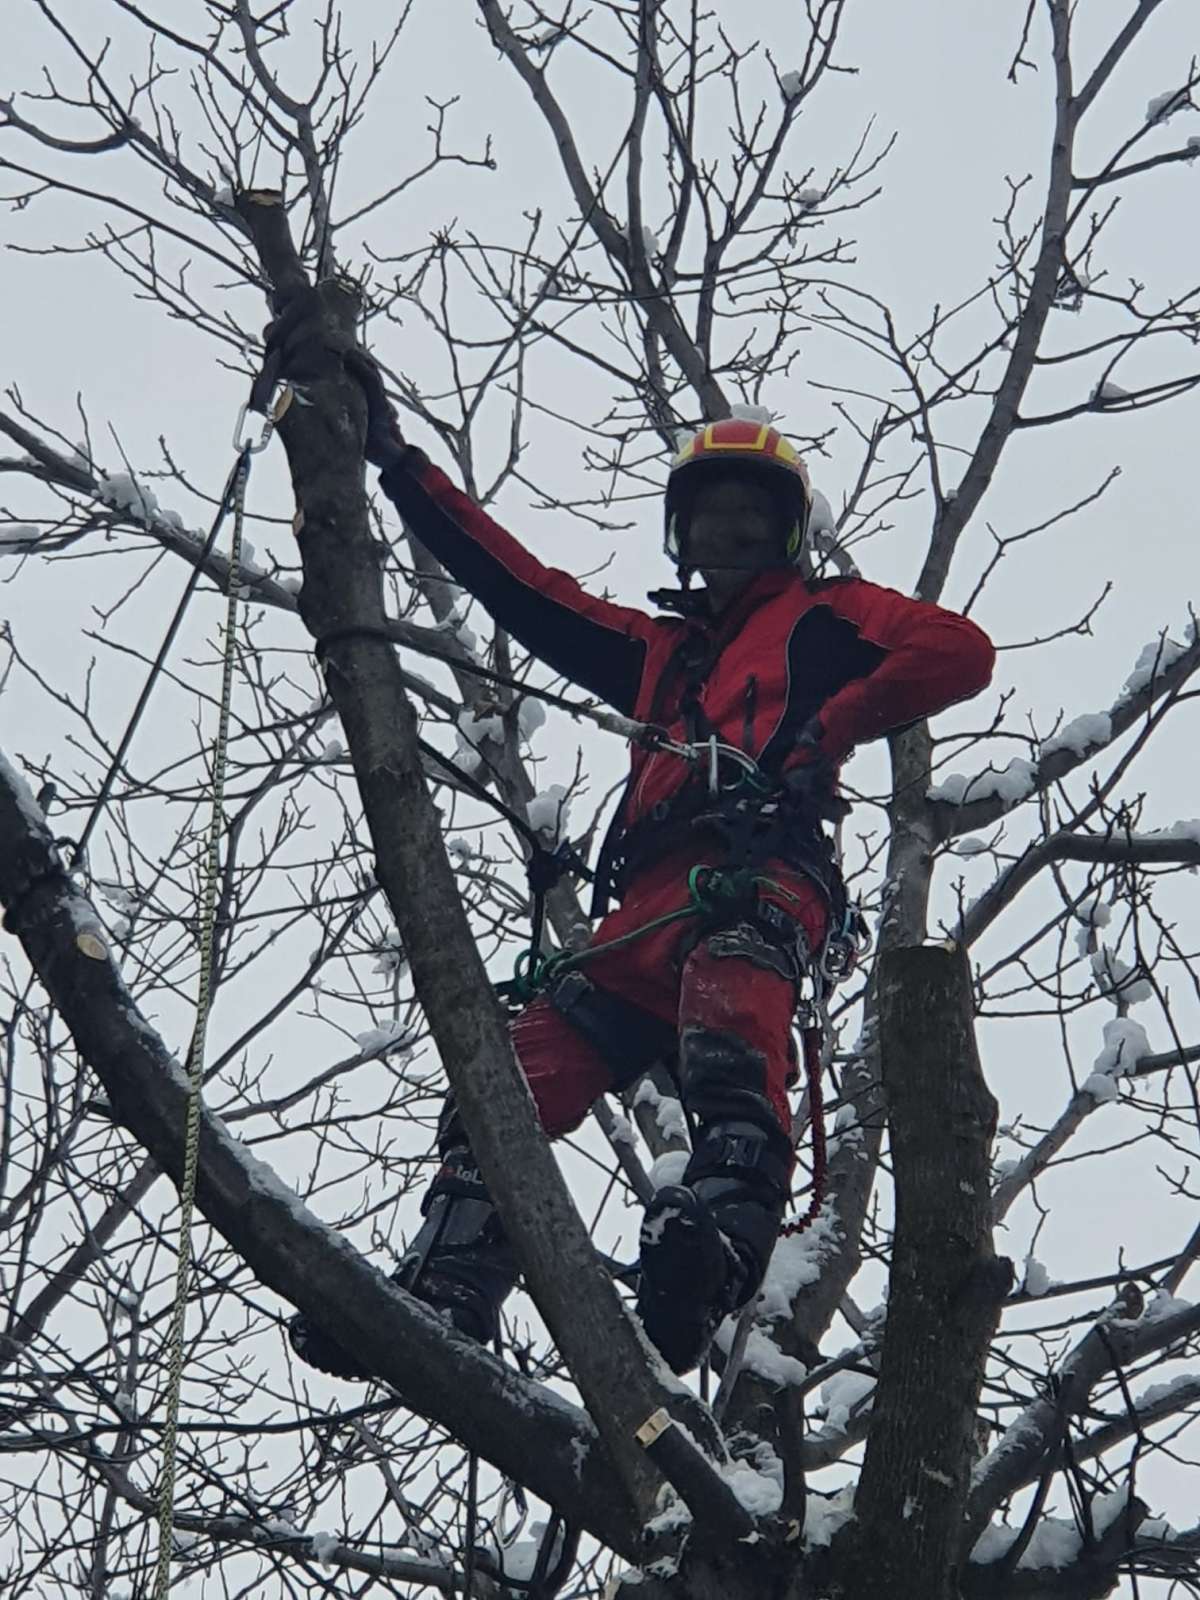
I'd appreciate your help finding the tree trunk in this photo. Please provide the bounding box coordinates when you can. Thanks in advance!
[234,192,736,1529]
[836,942,1011,1600]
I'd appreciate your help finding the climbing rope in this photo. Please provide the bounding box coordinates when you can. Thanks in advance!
[150,409,271,1600]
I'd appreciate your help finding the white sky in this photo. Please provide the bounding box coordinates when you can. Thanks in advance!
[3,0,1199,1588]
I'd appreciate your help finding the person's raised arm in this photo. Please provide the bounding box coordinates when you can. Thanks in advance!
[264,292,654,715]
[377,444,653,716]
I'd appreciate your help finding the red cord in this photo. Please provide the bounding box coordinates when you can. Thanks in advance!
[780,1026,827,1237]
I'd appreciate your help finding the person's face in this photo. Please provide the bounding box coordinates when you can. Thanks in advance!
[685,476,784,611]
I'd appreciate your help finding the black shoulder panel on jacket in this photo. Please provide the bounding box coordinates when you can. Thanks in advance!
[757,603,888,774]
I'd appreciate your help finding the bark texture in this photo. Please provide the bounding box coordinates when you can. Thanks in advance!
[0,763,639,1554]
[231,193,731,1528]
[837,942,1011,1600]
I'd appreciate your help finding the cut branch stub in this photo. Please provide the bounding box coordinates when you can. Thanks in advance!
[835,941,1012,1600]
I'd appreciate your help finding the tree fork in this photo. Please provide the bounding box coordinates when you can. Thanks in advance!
[234,191,740,1538]
[833,942,1011,1600]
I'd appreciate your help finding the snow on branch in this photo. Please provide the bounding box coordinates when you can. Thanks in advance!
[989,1015,1200,1222]
[931,617,1200,842]
[967,1294,1200,1534]
[0,747,634,1555]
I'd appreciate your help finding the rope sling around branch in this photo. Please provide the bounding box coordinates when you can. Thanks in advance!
[151,412,270,1600]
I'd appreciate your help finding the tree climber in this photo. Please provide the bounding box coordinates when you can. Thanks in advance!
[271,294,996,1379]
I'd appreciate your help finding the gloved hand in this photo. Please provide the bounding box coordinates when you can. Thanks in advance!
[781,719,850,822]
[344,348,408,469]
[262,286,407,468]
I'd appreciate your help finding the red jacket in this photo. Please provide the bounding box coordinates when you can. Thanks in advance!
[380,452,995,902]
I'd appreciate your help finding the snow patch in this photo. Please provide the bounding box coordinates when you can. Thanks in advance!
[1135,1373,1200,1410]
[371,930,406,976]
[354,1017,413,1057]
[712,1321,812,1385]
[1121,633,1189,699]
[815,1369,875,1435]
[968,1495,1130,1571]
[1092,1016,1150,1077]
[729,402,772,424]
[802,1483,855,1549]
[1147,88,1191,124]
[1073,892,1112,930]
[632,1079,689,1143]
[1083,1072,1120,1103]
[309,1531,340,1571]
[1042,712,1111,760]
[526,784,571,839]
[928,757,1037,807]
[1090,948,1153,1006]
[757,1204,842,1320]
[1091,379,1130,405]
[0,523,39,553]
[648,1150,689,1189]
[952,836,990,856]
[502,1521,565,1583]
[1022,1256,1051,1297]
[1144,817,1200,847]
[457,707,504,747]
[808,487,836,542]
[1140,1289,1192,1324]
[517,696,546,741]
[720,1449,783,1518]
[99,471,161,526]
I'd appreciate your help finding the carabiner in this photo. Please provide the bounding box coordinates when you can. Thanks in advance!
[232,401,274,455]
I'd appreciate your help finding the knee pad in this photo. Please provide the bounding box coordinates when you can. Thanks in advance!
[678,1025,781,1131]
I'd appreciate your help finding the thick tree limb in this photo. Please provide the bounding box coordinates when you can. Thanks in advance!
[967,1299,1200,1535]
[959,827,1200,946]
[233,190,739,1533]
[914,1,1074,605]
[0,752,638,1556]
[837,943,1011,1600]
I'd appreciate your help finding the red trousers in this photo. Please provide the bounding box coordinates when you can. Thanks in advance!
[510,850,828,1137]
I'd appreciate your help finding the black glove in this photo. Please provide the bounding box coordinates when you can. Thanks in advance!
[344,349,408,469]
[262,285,355,383]
[781,720,850,822]
[261,286,407,468]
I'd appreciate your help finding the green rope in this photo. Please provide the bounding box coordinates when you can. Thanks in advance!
[505,866,808,1002]
[151,448,251,1599]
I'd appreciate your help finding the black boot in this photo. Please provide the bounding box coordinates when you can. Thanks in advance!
[289,1138,519,1380]
[393,1145,520,1345]
[637,1117,791,1374]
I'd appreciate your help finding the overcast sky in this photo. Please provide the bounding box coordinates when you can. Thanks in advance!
[3,0,1199,1581]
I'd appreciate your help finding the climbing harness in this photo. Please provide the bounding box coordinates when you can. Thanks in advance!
[492,711,869,1243]
[149,397,275,1600]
